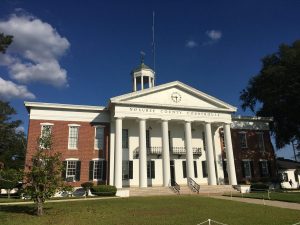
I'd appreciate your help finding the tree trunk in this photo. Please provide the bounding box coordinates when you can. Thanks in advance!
[36,198,43,216]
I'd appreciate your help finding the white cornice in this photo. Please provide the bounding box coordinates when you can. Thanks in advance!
[24,101,107,112]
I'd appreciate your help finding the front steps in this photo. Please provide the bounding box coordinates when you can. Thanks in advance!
[126,185,238,197]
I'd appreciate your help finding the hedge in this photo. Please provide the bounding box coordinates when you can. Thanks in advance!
[91,185,117,196]
[250,183,269,192]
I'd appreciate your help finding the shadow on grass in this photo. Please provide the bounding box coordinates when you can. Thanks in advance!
[0,205,52,216]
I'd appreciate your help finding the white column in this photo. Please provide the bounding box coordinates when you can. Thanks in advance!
[141,76,144,90]
[139,119,147,188]
[223,123,237,185]
[205,122,217,185]
[134,77,137,91]
[114,117,123,189]
[184,121,194,179]
[149,77,152,88]
[162,120,170,186]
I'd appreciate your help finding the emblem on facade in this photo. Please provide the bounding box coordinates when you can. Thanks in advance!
[171,92,182,103]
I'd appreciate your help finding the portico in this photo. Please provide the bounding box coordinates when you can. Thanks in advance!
[109,81,238,189]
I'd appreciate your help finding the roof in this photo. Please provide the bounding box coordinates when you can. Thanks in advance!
[232,115,273,122]
[132,63,153,73]
[24,101,107,113]
[277,158,300,169]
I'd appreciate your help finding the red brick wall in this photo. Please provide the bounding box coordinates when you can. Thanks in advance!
[221,129,276,183]
[25,119,110,187]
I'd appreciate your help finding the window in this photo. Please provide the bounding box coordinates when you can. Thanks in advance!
[89,160,105,180]
[94,126,104,150]
[242,160,252,178]
[202,132,206,151]
[239,132,248,148]
[182,161,187,178]
[257,132,265,152]
[146,130,151,148]
[68,125,79,149]
[122,129,129,149]
[64,160,81,182]
[282,173,288,182]
[122,160,133,180]
[147,161,155,179]
[202,161,208,178]
[194,161,198,178]
[259,160,269,177]
[40,124,53,149]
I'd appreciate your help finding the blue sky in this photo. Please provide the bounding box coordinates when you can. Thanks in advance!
[0,0,299,159]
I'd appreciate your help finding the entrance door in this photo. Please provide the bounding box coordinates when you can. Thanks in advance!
[170,160,175,186]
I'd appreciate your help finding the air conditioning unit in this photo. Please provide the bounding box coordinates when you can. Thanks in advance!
[66,176,75,182]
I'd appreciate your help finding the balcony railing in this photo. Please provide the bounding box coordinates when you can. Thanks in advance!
[142,146,202,156]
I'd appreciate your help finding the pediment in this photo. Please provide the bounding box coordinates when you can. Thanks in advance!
[110,81,236,112]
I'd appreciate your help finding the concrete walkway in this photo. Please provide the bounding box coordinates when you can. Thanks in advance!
[0,196,120,206]
[211,195,300,210]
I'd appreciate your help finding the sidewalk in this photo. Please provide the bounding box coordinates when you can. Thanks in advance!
[211,195,300,210]
[0,196,120,206]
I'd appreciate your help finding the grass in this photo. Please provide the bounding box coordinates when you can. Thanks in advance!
[0,195,299,225]
[223,191,300,203]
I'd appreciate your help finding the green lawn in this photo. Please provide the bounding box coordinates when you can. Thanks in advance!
[0,196,299,225]
[224,191,300,203]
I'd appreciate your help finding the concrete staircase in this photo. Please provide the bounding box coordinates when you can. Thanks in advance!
[126,185,238,197]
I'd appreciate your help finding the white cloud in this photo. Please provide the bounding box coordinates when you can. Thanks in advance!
[0,14,70,87]
[205,30,222,41]
[185,40,198,48]
[15,126,25,133]
[0,77,35,100]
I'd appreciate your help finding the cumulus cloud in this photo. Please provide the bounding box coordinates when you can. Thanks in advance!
[206,30,222,41]
[0,14,70,87]
[0,77,35,100]
[185,40,198,48]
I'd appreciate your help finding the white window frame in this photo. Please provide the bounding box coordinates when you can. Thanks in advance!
[122,160,130,180]
[92,158,104,181]
[239,132,248,148]
[242,160,252,178]
[94,126,105,150]
[65,158,79,182]
[68,124,80,150]
[257,132,265,152]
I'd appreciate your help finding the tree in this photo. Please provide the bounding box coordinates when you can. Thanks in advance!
[0,101,26,169]
[240,40,300,150]
[0,168,22,198]
[0,33,13,54]
[24,126,65,216]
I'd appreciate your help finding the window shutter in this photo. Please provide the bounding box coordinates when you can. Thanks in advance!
[241,162,245,178]
[182,161,187,178]
[194,161,198,178]
[89,161,94,181]
[259,161,263,177]
[151,161,155,179]
[62,161,67,181]
[102,160,107,180]
[75,161,81,181]
[250,161,254,178]
[202,161,207,178]
[129,161,133,179]
[267,161,272,176]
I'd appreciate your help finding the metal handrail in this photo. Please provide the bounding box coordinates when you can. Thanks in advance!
[187,177,200,194]
[168,179,180,194]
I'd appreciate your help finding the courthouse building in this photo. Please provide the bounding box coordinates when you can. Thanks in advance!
[24,61,276,191]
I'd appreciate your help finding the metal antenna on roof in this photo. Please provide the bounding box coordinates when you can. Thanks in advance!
[152,11,156,76]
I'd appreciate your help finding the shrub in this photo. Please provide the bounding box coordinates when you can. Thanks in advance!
[81,182,94,196]
[91,185,117,196]
[250,183,269,192]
